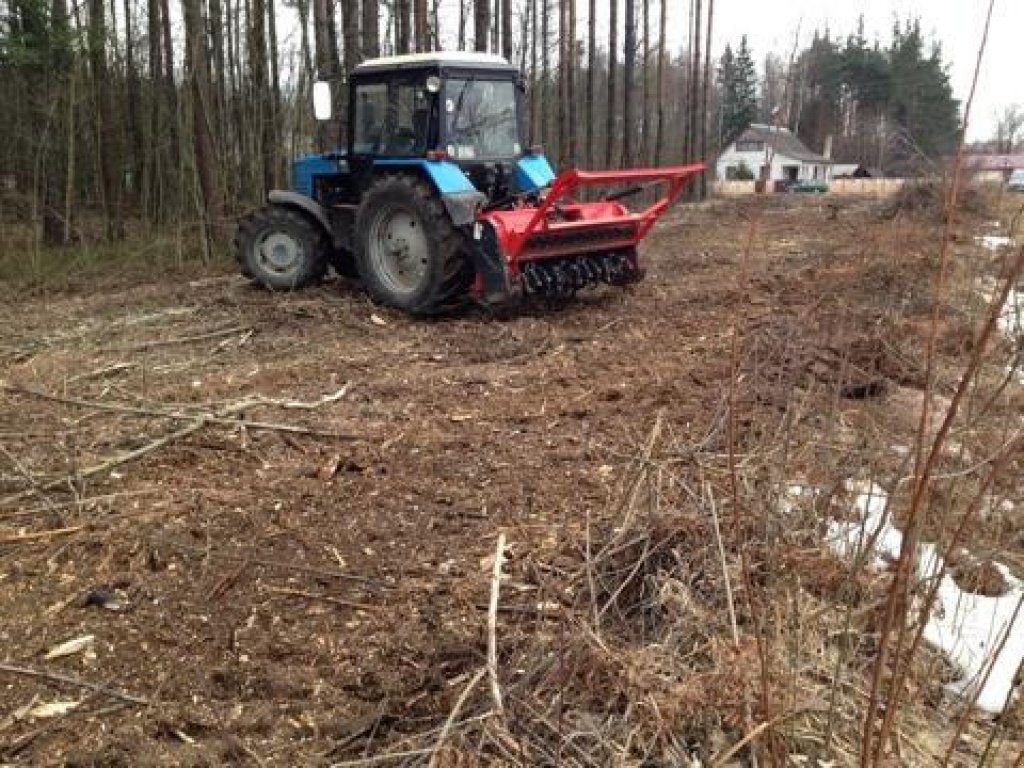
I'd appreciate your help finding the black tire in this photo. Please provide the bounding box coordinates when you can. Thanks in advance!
[235,205,328,290]
[354,175,471,314]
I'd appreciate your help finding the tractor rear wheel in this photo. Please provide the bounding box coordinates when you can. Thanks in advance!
[354,175,470,314]
[236,205,328,290]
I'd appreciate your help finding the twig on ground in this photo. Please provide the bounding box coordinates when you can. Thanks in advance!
[330,746,434,767]
[114,325,249,351]
[156,537,391,590]
[65,362,136,384]
[488,532,506,717]
[0,662,149,705]
[3,385,360,440]
[0,526,82,544]
[0,411,227,508]
[711,705,824,768]
[427,668,487,768]
[706,483,739,644]
[255,384,351,410]
[262,585,378,612]
[0,442,61,514]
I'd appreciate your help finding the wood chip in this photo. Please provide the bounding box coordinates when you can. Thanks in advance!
[26,699,81,719]
[44,634,95,660]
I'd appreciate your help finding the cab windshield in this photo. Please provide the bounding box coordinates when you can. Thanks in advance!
[444,79,521,161]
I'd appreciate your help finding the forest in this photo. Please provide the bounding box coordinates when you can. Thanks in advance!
[1,0,964,251]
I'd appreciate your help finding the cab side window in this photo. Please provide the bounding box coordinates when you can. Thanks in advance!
[353,83,387,154]
[354,81,431,156]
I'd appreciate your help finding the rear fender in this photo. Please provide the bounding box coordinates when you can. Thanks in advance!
[268,190,354,252]
[268,189,332,241]
[372,158,485,227]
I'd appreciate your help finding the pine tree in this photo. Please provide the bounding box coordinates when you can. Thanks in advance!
[719,37,756,143]
[733,36,757,132]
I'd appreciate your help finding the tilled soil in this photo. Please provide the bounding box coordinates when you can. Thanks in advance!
[1,197,1021,765]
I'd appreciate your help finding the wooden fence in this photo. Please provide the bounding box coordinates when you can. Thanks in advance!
[711,179,907,198]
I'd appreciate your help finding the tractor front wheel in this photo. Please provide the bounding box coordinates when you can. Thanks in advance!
[354,175,470,314]
[236,205,328,290]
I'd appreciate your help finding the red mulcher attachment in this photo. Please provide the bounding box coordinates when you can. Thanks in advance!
[472,163,705,302]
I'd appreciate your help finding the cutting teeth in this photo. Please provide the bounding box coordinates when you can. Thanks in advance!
[521,252,640,299]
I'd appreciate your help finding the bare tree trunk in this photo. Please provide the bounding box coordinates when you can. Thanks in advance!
[430,0,441,49]
[45,0,71,245]
[585,0,594,167]
[540,0,550,151]
[182,0,223,239]
[413,0,427,51]
[363,0,380,57]
[528,0,537,145]
[622,0,635,166]
[144,0,164,218]
[225,0,240,179]
[500,0,511,60]
[313,0,332,75]
[394,0,410,53]
[473,0,488,52]
[267,0,283,187]
[207,0,227,150]
[313,0,334,148]
[688,0,701,171]
[699,0,713,196]
[565,0,573,163]
[604,0,617,167]
[123,0,142,208]
[296,0,313,81]
[250,0,273,194]
[160,0,178,159]
[517,0,528,71]
[457,0,467,50]
[653,0,666,165]
[639,0,650,164]
[88,0,122,239]
[557,0,566,166]
[682,0,692,162]
[342,0,361,71]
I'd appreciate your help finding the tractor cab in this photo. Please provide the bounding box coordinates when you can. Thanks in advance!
[236,52,705,314]
[346,54,523,194]
[320,53,539,205]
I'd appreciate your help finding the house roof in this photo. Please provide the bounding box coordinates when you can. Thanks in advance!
[962,154,1024,172]
[735,124,832,164]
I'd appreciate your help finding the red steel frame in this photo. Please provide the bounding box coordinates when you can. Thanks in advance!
[499,163,706,262]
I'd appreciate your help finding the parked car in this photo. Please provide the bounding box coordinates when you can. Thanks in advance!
[1009,169,1024,192]
[790,178,829,195]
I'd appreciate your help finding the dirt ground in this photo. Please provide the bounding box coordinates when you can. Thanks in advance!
[1,195,1023,766]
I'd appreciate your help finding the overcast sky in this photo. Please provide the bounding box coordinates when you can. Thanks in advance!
[274,0,1021,143]
[663,0,1022,141]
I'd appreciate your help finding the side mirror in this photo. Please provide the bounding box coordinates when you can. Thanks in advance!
[313,81,332,121]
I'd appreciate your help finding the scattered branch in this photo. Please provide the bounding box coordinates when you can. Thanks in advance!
[488,532,506,717]
[0,662,149,706]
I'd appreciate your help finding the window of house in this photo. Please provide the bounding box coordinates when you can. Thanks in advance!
[725,166,739,180]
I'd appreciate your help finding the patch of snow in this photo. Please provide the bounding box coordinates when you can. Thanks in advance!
[977,235,1015,251]
[827,481,1024,714]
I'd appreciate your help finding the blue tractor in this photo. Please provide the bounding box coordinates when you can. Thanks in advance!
[236,52,702,314]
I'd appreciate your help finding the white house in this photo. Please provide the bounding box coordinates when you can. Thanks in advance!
[716,124,832,183]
